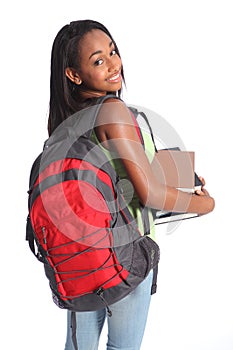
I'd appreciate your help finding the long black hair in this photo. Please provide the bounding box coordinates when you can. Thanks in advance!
[48,20,125,135]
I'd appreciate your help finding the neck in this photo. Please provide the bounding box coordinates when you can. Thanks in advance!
[78,86,107,100]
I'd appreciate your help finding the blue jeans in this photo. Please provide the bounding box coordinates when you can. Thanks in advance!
[64,271,153,350]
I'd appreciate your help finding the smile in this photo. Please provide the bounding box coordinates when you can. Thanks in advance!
[107,72,122,83]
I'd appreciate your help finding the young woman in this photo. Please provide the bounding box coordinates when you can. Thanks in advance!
[48,20,215,350]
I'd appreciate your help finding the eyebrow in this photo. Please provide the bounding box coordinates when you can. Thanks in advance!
[89,40,113,60]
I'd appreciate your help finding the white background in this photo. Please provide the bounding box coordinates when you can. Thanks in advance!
[1,0,232,349]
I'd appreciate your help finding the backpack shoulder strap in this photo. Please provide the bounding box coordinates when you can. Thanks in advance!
[45,94,119,147]
[26,215,36,256]
[129,106,157,151]
[84,94,121,139]
[39,95,120,172]
[26,215,45,262]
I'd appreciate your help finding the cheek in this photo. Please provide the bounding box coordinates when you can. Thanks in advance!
[116,55,122,67]
[92,70,106,81]
[85,70,106,85]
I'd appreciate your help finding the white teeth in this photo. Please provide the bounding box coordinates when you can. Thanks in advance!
[109,73,119,81]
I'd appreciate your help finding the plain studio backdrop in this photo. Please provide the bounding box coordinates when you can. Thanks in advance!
[1,1,232,349]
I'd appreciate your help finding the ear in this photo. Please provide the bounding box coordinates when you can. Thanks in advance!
[65,67,82,85]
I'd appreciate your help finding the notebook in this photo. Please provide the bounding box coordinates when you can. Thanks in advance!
[152,148,202,225]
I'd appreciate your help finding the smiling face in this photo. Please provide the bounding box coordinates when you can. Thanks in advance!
[65,29,123,98]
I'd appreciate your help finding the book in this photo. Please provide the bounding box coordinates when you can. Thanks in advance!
[152,147,202,225]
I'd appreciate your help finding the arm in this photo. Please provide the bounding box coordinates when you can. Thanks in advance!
[95,99,215,215]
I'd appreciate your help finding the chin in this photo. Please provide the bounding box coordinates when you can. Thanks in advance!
[108,85,122,93]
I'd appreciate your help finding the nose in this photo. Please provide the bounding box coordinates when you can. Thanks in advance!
[108,56,121,73]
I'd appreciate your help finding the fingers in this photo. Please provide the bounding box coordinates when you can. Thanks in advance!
[198,176,206,186]
[195,187,210,196]
[195,176,205,196]
[195,189,205,196]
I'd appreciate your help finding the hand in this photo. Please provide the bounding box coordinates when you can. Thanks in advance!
[194,176,215,213]
[195,176,210,196]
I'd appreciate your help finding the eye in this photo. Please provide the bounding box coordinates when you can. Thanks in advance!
[110,49,117,56]
[94,58,104,66]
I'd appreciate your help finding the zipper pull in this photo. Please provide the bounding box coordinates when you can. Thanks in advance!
[96,288,112,317]
[41,226,47,244]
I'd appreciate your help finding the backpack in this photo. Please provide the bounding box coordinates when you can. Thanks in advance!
[26,95,160,317]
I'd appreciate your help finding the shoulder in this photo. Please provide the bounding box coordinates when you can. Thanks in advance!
[94,96,141,146]
[95,96,134,127]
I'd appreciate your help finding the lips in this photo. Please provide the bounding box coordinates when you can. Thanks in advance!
[107,71,122,83]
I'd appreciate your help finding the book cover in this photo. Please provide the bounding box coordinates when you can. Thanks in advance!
[152,147,202,225]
